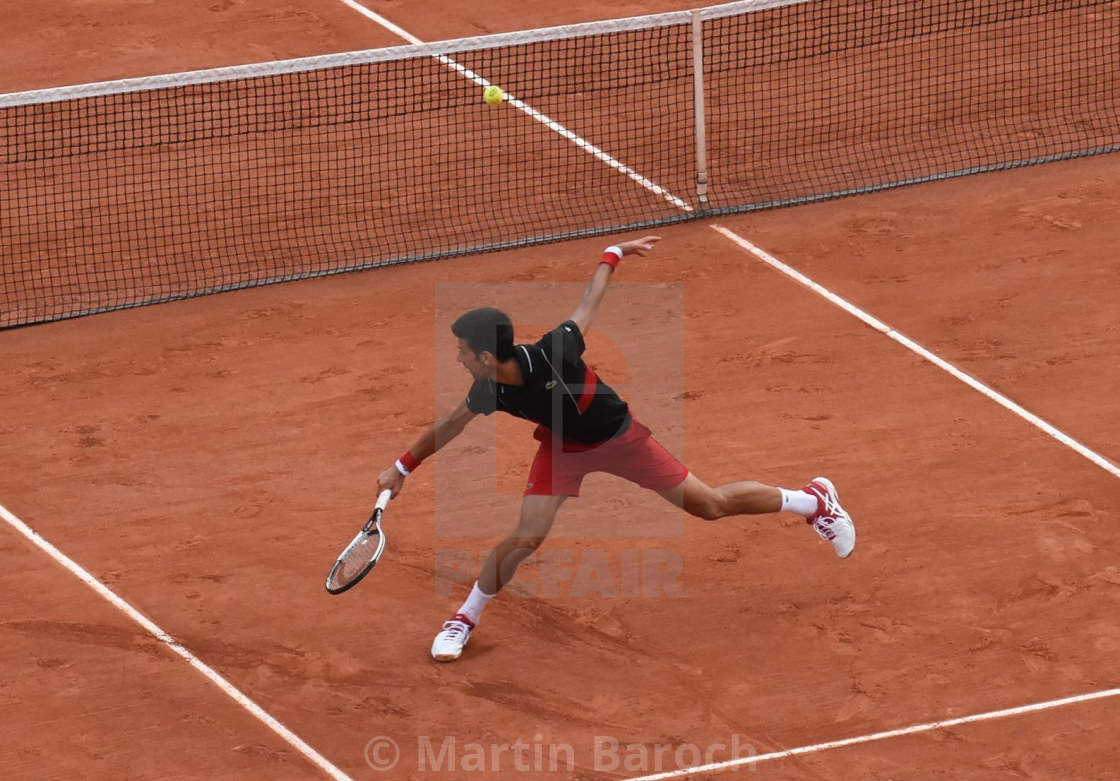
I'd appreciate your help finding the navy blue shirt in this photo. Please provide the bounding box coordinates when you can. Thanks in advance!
[465,321,631,445]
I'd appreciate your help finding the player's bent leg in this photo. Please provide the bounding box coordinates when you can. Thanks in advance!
[479,494,568,593]
[432,494,567,663]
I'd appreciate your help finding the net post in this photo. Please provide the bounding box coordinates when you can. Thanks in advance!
[691,9,710,206]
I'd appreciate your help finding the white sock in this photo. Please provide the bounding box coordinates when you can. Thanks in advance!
[780,488,819,518]
[457,582,495,625]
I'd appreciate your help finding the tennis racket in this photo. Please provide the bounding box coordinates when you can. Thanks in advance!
[325,488,391,594]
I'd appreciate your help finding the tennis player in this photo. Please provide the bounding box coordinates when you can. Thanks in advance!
[377,236,855,662]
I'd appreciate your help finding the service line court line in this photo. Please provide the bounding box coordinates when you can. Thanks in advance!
[0,502,356,781]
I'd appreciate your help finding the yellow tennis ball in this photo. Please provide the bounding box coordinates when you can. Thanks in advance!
[483,85,505,106]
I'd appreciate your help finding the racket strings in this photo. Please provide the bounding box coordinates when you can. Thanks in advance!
[331,531,381,587]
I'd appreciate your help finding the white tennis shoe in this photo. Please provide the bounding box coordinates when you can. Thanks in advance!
[803,477,856,558]
[431,613,475,662]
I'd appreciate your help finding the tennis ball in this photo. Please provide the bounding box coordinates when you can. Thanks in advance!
[483,85,505,106]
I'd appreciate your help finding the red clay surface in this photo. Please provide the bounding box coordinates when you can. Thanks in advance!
[2,2,1119,780]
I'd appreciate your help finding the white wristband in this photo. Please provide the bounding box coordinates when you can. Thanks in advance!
[604,245,623,260]
[394,459,411,476]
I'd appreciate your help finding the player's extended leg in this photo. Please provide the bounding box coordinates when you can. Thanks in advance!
[660,472,782,518]
[431,494,568,662]
[659,472,855,558]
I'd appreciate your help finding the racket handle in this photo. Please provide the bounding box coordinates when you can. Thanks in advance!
[375,488,392,511]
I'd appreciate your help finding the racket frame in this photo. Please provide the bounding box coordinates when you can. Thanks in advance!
[325,488,391,594]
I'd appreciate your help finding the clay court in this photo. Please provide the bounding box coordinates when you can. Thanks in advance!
[2,1,1119,779]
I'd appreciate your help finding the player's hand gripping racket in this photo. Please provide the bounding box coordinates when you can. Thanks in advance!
[325,489,391,594]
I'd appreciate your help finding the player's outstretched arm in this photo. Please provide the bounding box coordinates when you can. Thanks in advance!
[568,235,661,333]
[377,400,477,497]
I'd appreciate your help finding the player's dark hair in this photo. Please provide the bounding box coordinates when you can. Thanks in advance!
[452,307,515,361]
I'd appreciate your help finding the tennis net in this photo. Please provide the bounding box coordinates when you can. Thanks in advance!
[2,0,1117,328]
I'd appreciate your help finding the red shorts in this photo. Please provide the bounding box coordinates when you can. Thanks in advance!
[525,418,689,496]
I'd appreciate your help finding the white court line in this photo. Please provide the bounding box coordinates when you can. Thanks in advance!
[625,685,1120,780]
[338,0,424,44]
[0,502,355,781]
[711,226,1120,479]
